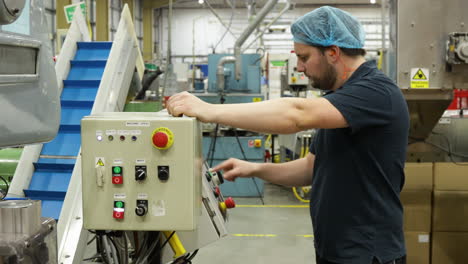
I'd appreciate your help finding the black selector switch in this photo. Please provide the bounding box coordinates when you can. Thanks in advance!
[135,200,148,216]
[205,171,212,182]
[158,166,170,181]
[213,171,224,185]
[135,166,147,181]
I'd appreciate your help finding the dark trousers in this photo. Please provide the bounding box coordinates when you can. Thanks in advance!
[315,255,406,264]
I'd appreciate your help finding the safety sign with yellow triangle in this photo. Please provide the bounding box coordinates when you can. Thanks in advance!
[95,157,105,166]
[410,68,429,88]
[412,69,427,80]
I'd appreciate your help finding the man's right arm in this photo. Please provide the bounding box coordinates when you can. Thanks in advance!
[213,153,315,187]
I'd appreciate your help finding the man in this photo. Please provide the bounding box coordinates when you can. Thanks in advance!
[167,6,409,264]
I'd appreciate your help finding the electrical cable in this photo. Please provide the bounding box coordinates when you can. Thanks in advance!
[98,234,111,264]
[409,133,468,165]
[206,124,220,167]
[160,231,175,250]
[233,129,265,205]
[206,96,226,167]
[186,249,199,261]
[429,132,468,164]
[135,69,163,100]
[213,0,235,53]
[134,232,148,260]
[87,235,97,245]
[137,232,161,264]
[107,235,120,264]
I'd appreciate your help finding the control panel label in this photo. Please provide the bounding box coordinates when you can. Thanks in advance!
[126,121,150,127]
[118,130,130,135]
[130,130,142,135]
[113,159,123,164]
[96,130,103,136]
[114,193,126,199]
[136,159,146,164]
[106,130,116,135]
[152,200,166,216]
[138,193,148,199]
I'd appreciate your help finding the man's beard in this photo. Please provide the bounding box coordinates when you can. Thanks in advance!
[310,61,337,91]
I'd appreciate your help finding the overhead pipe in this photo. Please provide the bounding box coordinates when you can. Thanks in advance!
[242,0,291,53]
[233,0,278,80]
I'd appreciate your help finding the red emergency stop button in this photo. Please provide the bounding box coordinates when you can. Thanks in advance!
[224,197,236,209]
[153,132,168,148]
[151,127,174,149]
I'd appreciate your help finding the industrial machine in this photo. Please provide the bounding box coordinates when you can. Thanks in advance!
[186,0,283,198]
[0,0,60,262]
[0,200,57,264]
[286,52,309,94]
[80,112,232,263]
[0,0,60,148]
[386,0,468,162]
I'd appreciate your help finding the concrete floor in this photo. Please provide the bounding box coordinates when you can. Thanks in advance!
[192,183,315,264]
[83,183,315,263]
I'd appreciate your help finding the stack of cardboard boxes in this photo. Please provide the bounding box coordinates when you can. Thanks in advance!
[432,163,468,263]
[402,163,433,263]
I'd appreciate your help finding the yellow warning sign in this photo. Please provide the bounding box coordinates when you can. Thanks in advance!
[252,97,263,102]
[96,158,105,166]
[410,68,429,88]
[412,69,427,80]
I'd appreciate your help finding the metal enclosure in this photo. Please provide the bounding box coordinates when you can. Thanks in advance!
[81,113,202,231]
[207,54,261,94]
[0,0,60,147]
[394,0,468,141]
[0,200,57,263]
[396,0,468,89]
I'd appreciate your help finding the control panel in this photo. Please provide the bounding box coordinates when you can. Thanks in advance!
[287,53,309,86]
[81,112,202,231]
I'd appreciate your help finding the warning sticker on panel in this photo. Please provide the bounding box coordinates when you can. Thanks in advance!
[410,68,429,88]
[96,157,105,166]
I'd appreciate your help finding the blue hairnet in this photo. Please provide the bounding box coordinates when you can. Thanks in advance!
[291,6,365,49]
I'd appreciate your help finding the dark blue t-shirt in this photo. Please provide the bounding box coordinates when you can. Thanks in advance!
[309,60,409,264]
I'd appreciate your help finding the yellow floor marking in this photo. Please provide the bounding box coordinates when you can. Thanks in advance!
[236,205,309,208]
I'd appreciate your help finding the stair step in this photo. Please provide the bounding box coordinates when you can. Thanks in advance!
[41,130,81,157]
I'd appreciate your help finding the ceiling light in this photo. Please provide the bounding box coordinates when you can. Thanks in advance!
[198,0,204,4]
[370,0,376,4]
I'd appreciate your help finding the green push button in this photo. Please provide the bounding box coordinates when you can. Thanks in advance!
[113,166,122,174]
[115,201,124,208]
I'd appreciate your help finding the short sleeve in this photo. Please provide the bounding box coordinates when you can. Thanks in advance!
[324,81,393,133]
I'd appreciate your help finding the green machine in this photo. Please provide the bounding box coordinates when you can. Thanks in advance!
[0,148,22,196]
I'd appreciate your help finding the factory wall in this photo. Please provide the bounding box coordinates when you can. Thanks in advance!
[157,6,384,63]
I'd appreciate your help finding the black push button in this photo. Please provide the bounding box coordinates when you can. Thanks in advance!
[158,166,169,181]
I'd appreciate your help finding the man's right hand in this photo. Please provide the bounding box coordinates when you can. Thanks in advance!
[212,158,260,182]
[166,92,214,122]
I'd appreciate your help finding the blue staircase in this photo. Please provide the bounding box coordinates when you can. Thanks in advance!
[23,42,112,219]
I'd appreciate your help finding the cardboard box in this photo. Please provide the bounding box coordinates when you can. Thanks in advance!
[434,162,468,191]
[432,232,468,264]
[401,190,432,232]
[433,191,468,232]
[404,232,430,264]
[404,163,433,191]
